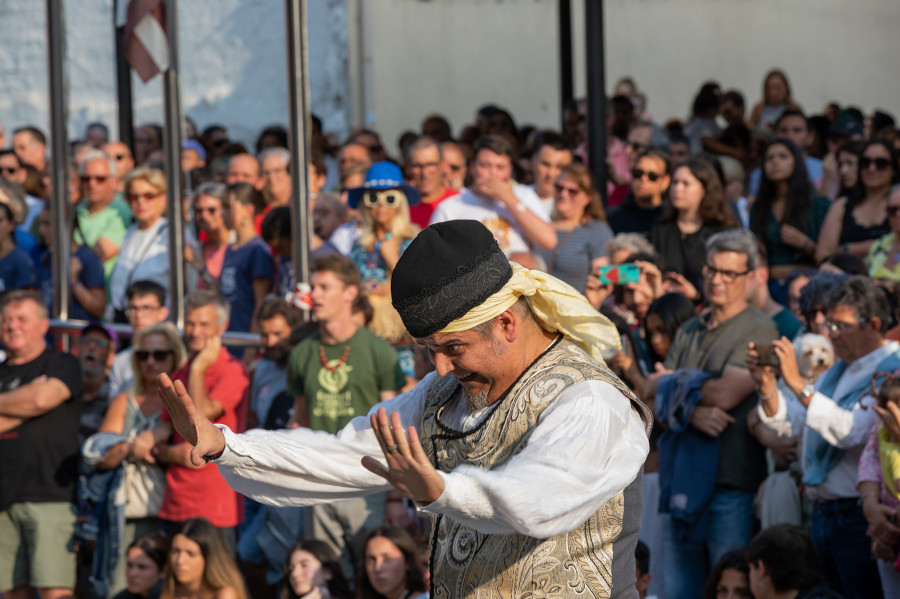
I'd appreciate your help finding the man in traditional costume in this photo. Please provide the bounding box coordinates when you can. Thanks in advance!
[159,219,652,598]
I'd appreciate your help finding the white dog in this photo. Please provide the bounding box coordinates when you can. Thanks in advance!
[793,333,835,382]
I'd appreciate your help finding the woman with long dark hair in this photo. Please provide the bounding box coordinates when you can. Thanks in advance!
[113,533,170,599]
[750,139,830,297]
[816,139,900,263]
[651,157,738,293]
[282,540,352,599]
[162,518,248,599]
[356,526,428,599]
[702,549,751,599]
[835,140,865,200]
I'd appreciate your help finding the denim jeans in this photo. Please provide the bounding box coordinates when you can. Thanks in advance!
[810,500,884,599]
[662,489,756,599]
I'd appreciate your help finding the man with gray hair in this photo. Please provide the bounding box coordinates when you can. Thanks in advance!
[225,153,263,190]
[405,136,457,228]
[643,228,778,599]
[74,150,132,284]
[749,275,899,599]
[154,290,249,545]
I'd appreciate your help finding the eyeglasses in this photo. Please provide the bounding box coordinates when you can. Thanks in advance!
[702,264,751,284]
[631,168,664,182]
[554,183,582,196]
[887,205,900,216]
[860,157,891,171]
[135,349,174,362]
[127,191,161,203]
[409,161,440,172]
[0,166,18,175]
[81,175,109,184]
[363,191,399,207]
[823,320,865,335]
[125,304,162,315]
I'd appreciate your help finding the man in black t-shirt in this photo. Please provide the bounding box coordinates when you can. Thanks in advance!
[0,290,84,599]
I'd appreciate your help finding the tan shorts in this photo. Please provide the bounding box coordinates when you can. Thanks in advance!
[0,502,77,591]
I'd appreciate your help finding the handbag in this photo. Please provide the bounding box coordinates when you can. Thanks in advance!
[123,460,166,519]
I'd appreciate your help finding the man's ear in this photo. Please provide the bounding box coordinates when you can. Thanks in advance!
[497,308,519,342]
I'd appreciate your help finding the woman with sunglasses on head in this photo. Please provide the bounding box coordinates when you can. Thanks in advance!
[108,167,196,323]
[816,139,900,264]
[92,322,187,593]
[750,139,831,300]
[651,156,739,298]
[534,162,612,292]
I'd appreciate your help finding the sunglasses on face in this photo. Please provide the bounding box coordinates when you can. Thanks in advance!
[128,192,161,203]
[631,168,664,182]
[554,183,582,196]
[363,191,399,207]
[81,175,109,184]
[134,349,174,362]
[860,157,891,171]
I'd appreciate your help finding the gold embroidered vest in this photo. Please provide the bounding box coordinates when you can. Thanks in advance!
[421,338,651,599]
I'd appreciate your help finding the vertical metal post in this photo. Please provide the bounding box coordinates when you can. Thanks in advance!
[113,0,134,148]
[585,0,609,201]
[285,0,311,303]
[163,0,185,329]
[558,0,574,132]
[47,0,71,324]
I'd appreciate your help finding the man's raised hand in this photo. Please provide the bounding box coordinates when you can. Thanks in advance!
[157,373,225,467]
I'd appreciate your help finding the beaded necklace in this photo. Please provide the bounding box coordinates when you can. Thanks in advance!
[319,343,351,372]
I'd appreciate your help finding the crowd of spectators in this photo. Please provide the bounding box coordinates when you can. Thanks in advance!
[2,67,900,599]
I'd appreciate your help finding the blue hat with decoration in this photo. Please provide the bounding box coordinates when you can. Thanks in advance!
[347,161,420,209]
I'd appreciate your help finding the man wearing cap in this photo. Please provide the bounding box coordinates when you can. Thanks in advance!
[160,220,652,598]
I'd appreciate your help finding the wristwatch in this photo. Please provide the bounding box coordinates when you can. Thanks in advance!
[799,383,816,403]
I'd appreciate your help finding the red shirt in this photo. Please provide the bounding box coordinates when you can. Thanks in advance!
[159,348,249,527]
[409,187,457,229]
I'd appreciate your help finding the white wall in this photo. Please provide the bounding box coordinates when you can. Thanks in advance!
[363,0,900,151]
[0,0,350,148]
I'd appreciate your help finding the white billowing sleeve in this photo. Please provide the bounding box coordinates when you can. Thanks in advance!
[804,391,879,450]
[757,389,807,440]
[214,380,429,506]
[421,380,649,539]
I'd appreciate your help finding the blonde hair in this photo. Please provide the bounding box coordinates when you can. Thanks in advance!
[130,322,187,396]
[357,190,419,249]
[124,166,167,195]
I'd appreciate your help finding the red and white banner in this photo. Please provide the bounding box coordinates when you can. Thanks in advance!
[117,0,170,83]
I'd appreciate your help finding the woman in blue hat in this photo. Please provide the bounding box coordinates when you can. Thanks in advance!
[347,162,420,295]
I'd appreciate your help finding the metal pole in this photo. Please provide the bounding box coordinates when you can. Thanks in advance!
[163,0,185,329]
[585,0,609,202]
[285,0,311,307]
[558,0,573,132]
[47,0,71,324]
[113,0,134,148]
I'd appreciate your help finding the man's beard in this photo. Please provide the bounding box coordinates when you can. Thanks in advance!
[463,387,490,412]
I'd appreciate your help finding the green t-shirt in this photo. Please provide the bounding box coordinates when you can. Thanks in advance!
[287,327,406,434]
[74,197,132,282]
[665,305,779,492]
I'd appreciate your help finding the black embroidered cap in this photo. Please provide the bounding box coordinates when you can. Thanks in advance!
[391,220,513,338]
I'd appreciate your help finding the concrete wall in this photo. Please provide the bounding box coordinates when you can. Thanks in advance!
[362,0,900,151]
[0,0,350,148]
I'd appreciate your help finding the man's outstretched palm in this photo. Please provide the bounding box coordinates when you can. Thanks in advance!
[157,373,225,467]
